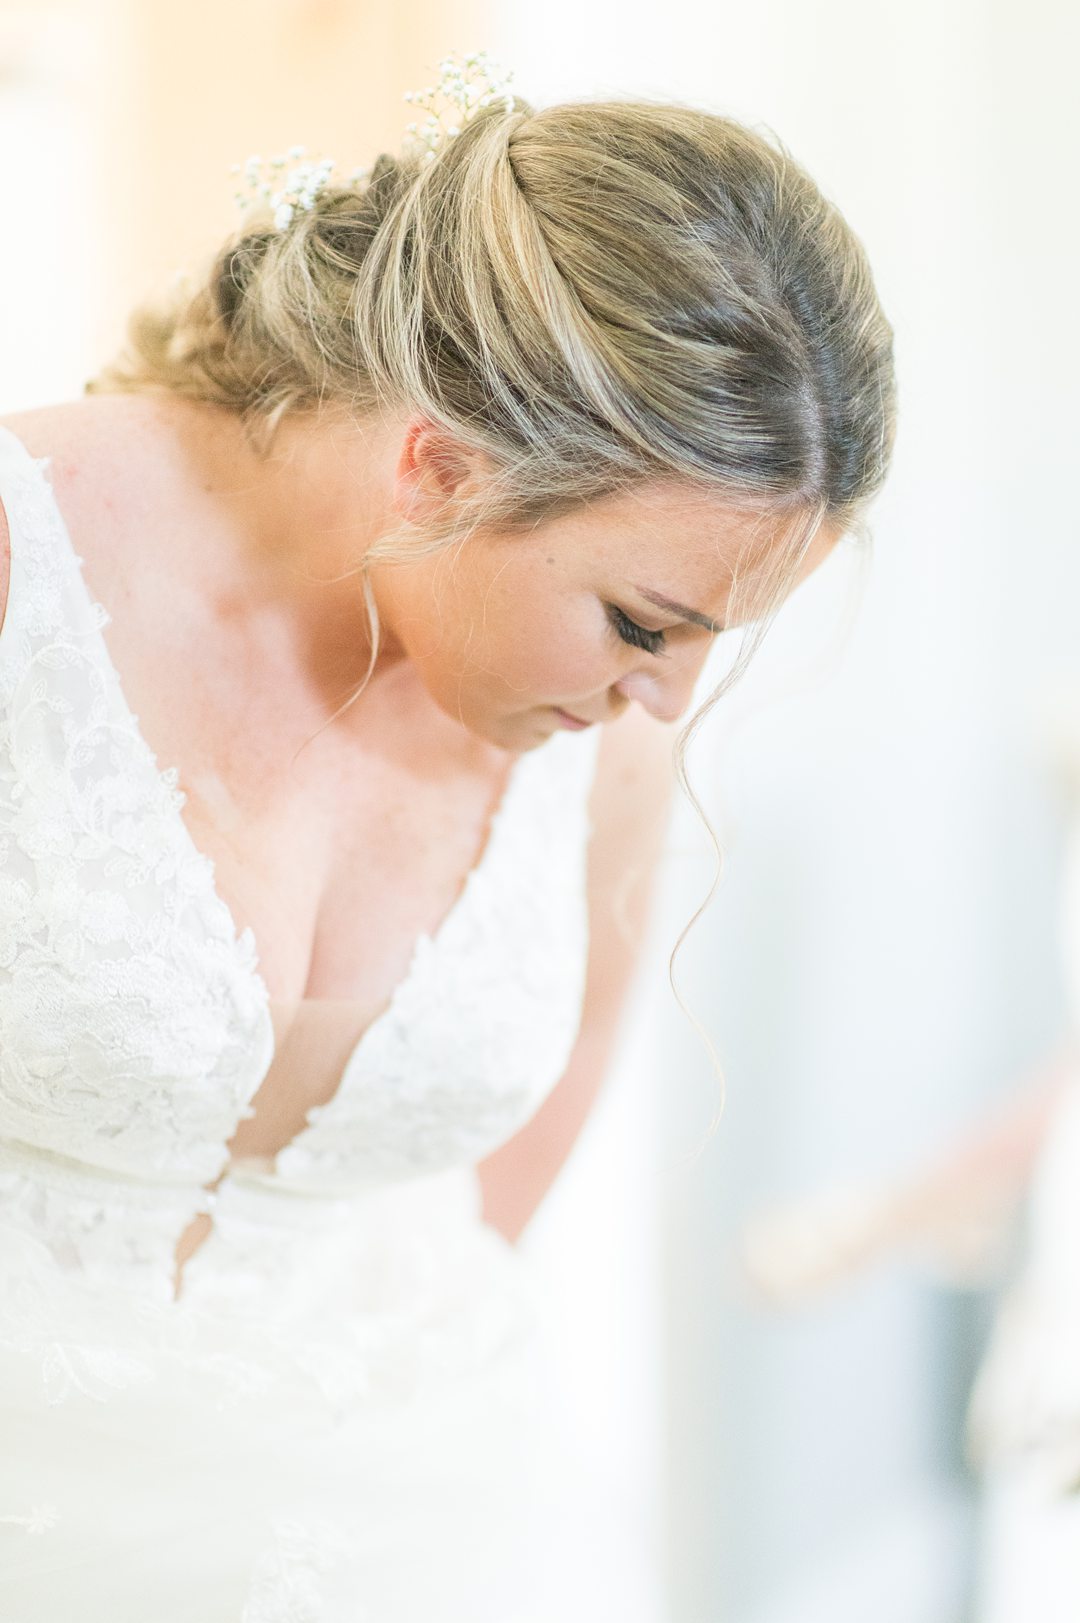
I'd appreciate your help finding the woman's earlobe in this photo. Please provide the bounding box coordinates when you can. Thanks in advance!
[393,418,488,524]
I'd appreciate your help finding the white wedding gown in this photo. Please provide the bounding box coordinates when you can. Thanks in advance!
[0,423,603,1620]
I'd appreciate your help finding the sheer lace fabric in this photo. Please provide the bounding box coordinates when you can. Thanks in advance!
[0,424,602,1619]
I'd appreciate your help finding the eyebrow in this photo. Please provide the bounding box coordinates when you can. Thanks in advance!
[633,587,724,635]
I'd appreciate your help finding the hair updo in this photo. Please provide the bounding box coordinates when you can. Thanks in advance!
[92,96,895,570]
[92,97,897,1110]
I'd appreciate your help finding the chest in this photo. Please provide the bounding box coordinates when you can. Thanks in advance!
[88,628,529,1169]
[133,667,516,1013]
[0,495,599,1162]
[0,425,600,1219]
[35,455,518,1013]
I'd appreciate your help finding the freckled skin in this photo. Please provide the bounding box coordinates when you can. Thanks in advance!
[63,400,837,759]
[367,481,839,752]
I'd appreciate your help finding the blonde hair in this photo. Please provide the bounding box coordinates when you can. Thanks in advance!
[93,95,894,542]
[92,96,897,1136]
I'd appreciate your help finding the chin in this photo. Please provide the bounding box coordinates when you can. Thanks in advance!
[485,713,558,752]
[426,683,557,752]
[429,702,541,753]
[495,717,556,752]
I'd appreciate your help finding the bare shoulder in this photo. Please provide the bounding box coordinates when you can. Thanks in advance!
[586,707,679,943]
[0,396,222,590]
[0,397,163,626]
[576,709,680,1014]
[589,705,679,839]
[0,397,118,452]
[0,395,172,479]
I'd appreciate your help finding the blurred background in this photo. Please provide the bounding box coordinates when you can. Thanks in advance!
[2,1,1077,1618]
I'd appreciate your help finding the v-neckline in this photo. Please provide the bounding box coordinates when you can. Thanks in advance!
[0,423,539,1150]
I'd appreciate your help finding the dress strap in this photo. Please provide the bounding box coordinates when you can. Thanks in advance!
[0,424,111,708]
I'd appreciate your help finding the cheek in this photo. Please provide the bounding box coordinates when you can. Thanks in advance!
[407,547,614,710]
[478,605,614,701]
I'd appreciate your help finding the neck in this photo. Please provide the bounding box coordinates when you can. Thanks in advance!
[182,399,412,695]
[210,403,400,581]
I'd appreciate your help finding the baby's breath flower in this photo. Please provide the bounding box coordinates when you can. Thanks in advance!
[231,147,365,229]
[400,49,515,163]
[231,49,517,231]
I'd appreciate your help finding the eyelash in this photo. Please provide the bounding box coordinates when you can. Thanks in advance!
[605,604,667,656]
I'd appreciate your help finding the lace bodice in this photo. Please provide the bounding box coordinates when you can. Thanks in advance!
[0,423,600,1303]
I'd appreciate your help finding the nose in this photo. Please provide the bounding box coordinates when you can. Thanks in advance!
[613,651,705,725]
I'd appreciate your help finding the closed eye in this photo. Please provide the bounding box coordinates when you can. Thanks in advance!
[605,604,667,656]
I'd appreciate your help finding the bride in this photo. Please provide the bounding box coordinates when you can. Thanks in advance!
[0,61,895,1621]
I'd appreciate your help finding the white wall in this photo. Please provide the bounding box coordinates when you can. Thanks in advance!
[0,4,106,405]
[498,2,1079,1618]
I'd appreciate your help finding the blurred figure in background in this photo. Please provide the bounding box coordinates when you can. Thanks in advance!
[742,683,1080,1622]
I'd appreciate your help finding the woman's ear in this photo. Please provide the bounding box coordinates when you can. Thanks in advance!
[392,418,492,526]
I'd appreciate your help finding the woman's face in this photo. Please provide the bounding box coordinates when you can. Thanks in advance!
[371,477,839,753]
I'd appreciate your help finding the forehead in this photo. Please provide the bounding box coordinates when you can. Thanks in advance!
[553,479,826,589]
[538,479,839,627]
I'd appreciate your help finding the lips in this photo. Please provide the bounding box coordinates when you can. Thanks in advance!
[552,707,594,730]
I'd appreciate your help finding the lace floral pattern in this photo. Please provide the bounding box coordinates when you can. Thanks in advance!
[0,418,598,1289]
[0,436,273,1195]
[242,1519,360,1623]
[0,1158,542,1445]
[270,731,596,1192]
[0,423,596,1619]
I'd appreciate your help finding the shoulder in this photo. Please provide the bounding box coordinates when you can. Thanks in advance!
[566,708,680,1020]
[0,396,225,598]
[0,394,224,501]
[0,399,156,623]
[0,396,176,489]
[589,705,679,845]
[585,707,679,936]
[0,400,146,551]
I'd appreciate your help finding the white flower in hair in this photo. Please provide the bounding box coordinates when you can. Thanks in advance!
[402,48,516,164]
[229,49,516,230]
[230,146,370,230]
